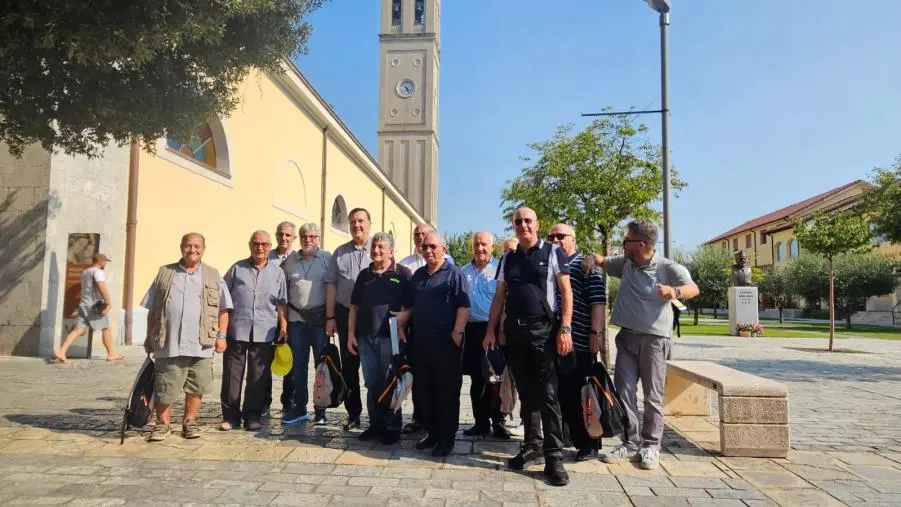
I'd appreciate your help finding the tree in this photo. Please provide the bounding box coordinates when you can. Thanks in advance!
[794,212,872,350]
[786,254,829,308]
[682,245,732,324]
[0,1,326,157]
[500,113,686,254]
[445,232,475,266]
[862,155,901,244]
[757,263,795,323]
[833,253,898,329]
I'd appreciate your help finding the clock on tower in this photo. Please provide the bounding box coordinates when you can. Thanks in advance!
[377,0,440,225]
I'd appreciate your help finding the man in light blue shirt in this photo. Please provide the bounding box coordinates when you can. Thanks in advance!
[460,232,510,439]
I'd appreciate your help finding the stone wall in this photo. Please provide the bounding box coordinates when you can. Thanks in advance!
[0,144,51,355]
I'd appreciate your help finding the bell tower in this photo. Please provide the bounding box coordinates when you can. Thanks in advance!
[377,0,440,225]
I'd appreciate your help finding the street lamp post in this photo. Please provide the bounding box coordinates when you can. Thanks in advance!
[647,0,671,258]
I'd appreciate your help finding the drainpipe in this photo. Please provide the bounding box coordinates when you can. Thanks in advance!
[123,139,140,345]
[320,125,329,245]
[381,187,386,231]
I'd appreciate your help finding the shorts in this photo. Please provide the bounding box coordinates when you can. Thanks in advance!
[153,356,215,405]
[76,305,110,331]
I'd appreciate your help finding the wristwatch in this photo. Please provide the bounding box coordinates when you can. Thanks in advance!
[561,325,572,334]
[674,287,682,299]
[216,331,227,339]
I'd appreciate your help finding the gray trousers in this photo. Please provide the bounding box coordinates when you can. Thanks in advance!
[614,329,671,450]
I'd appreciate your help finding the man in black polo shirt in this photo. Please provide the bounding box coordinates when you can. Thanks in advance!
[484,207,574,487]
[397,231,470,457]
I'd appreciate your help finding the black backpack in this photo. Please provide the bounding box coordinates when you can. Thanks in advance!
[313,339,348,409]
[120,357,156,444]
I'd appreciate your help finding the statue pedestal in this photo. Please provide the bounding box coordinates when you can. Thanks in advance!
[728,287,759,335]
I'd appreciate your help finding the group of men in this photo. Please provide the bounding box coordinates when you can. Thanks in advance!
[124,204,698,488]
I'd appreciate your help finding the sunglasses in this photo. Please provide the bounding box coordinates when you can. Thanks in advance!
[513,217,535,226]
[421,243,440,251]
[251,241,271,248]
[301,234,320,240]
[547,233,570,241]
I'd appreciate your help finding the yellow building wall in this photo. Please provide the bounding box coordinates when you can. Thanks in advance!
[383,197,414,257]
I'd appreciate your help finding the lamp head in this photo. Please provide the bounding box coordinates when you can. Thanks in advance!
[645,0,671,13]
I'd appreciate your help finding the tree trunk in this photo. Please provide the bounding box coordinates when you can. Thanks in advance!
[713,306,718,319]
[778,307,783,324]
[846,311,852,330]
[694,307,699,325]
[828,259,835,352]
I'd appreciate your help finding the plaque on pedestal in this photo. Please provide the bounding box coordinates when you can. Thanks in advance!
[728,286,759,335]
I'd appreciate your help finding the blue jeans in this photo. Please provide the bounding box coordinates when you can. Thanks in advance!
[359,335,402,431]
[289,321,326,416]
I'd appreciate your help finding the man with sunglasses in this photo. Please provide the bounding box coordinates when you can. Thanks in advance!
[592,220,698,471]
[546,223,605,462]
[483,207,574,487]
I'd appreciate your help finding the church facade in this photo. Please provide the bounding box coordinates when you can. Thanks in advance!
[0,2,442,356]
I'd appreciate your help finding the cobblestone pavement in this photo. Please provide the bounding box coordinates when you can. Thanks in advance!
[1,333,900,506]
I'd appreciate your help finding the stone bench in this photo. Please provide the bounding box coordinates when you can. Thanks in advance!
[663,360,789,457]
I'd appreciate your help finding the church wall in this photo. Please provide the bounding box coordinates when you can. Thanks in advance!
[323,138,383,251]
[383,197,413,257]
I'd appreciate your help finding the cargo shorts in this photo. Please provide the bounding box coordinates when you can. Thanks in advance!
[154,356,215,405]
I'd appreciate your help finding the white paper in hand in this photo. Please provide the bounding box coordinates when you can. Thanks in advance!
[389,316,400,356]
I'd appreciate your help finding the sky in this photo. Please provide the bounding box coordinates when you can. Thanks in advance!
[294,0,901,251]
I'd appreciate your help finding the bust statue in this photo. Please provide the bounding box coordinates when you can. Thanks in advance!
[731,251,753,287]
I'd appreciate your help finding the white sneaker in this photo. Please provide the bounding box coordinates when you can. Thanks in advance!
[600,444,639,464]
[639,447,660,470]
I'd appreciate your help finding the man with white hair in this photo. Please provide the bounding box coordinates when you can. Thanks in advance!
[265,220,297,415]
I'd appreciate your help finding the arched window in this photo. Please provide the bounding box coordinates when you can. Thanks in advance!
[789,239,799,258]
[331,196,348,232]
[775,242,785,262]
[165,121,230,179]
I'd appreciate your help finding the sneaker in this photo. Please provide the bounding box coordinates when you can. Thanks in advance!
[507,447,543,470]
[544,458,570,486]
[639,447,660,470]
[462,424,489,437]
[492,422,512,440]
[148,424,171,442]
[358,427,382,441]
[343,418,362,430]
[313,412,328,425]
[182,419,201,439]
[380,430,401,445]
[600,444,639,464]
[245,420,263,431]
[282,410,309,425]
[575,448,598,462]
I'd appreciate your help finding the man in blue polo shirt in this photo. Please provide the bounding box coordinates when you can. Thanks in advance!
[397,231,470,457]
[483,207,574,487]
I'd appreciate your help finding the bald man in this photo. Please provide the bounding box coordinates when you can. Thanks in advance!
[460,232,510,439]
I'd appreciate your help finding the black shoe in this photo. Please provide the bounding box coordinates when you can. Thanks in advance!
[343,418,362,430]
[492,422,512,440]
[403,420,422,434]
[544,458,570,486]
[507,447,543,470]
[358,427,382,441]
[462,424,490,437]
[432,440,454,457]
[380,430,401,445]
[575,448,597,462]
[415,434,438,450]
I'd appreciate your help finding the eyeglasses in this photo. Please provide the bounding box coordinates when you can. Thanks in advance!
[513,217,535,226]
[421,243,440,251]
[547,233,570,241]
[251,242,271,248]
[622,239,644,245]
[301,235,320,240]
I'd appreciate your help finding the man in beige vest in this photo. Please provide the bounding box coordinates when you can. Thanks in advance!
[142,233,233,442]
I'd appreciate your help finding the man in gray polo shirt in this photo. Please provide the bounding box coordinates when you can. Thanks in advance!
[593,220,698,470]
[325,207,372,429]
[219,230,288,432]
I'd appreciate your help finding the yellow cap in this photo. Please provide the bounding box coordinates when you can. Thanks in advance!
[271,343,293,377]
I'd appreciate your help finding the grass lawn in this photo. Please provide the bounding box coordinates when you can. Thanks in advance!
[676,319,901,340]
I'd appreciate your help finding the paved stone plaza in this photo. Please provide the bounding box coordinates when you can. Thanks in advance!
[2,334,901,506]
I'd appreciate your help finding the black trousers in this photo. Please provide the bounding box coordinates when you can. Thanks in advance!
[415,336,463,442]
[264,352,294,410]
[221,339,274,423]
[336,303,362,420]
[559,349,601,451]
[504,317,565,459]
[463,322,503,428]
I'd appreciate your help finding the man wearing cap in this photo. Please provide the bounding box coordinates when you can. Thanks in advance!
[218,230,288,432]
[55,253,123,362]
[483,207,574,487]
[460,231,510,440]
[142,232,233,442]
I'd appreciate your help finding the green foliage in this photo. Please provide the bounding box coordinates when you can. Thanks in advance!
[786,254,829,308]
[757,263,795,323]
[794,212,872,261]
[445,232,475,266]
[833,253,898,328]
[0,0,326,157]
[500,113,686,254]
[606,276,619,313]
[862,155,901,244]
[683,245,732,324]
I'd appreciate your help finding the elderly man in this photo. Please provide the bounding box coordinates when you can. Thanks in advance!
[501,237,519,254]
[219,231,288,431]
[265,221,297,415]
[142,233,233,442]
[347,232,412,445]
[396,231,470,456]
[460,232,510,440]
[547,223,606,461]
[591,220,699,470]
[282,223,331,425]
[483,207,573,486]
[55,253,124,362]
[325,208,372,429]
